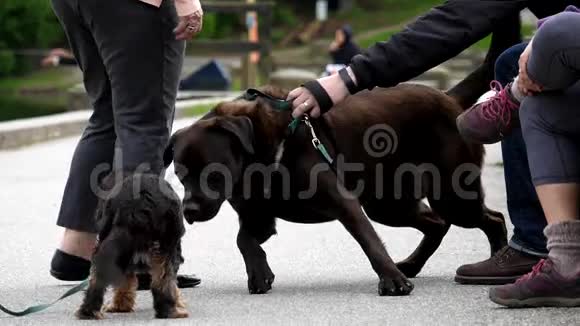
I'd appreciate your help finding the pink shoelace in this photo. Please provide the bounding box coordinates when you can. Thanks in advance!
[481,81,520,127]
[515,259,548,284]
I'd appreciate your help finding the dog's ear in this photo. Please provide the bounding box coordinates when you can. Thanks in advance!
[164,128,186,168]
[215,116,255,155]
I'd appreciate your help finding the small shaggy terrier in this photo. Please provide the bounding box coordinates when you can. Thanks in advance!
[76,173,188,319]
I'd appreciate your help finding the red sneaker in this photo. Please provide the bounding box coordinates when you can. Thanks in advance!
[489,259,580,308]
[456,81,521,144]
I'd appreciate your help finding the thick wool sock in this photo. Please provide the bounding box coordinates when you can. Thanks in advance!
[510,76,525,103]
[544,221,580,278]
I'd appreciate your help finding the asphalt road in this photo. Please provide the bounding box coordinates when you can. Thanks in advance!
[0,119,578,325]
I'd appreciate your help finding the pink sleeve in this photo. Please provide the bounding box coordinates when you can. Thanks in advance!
[174,0,202,17]
[538,6,580,28]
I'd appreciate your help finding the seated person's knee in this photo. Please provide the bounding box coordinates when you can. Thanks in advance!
[534,12,580,56]
[519,97,544,132]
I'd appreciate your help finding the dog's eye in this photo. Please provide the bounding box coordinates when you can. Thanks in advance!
[183,189,192,200]
[173,163,190,182]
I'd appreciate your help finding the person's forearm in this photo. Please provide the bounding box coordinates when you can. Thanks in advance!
[349,0,529,90]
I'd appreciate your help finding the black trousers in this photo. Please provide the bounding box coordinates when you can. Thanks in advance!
[51,0,185,232]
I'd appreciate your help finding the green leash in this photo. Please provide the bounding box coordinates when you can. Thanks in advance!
[0,280,88,317]
[239,89,335,165]
[302,115,334,165]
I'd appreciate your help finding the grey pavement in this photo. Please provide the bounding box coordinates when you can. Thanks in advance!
[0,119,578,325]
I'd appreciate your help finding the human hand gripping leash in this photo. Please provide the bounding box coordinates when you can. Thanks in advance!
[237,89,335,168]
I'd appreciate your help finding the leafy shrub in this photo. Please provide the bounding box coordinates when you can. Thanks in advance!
[197,12,240,39]
[273,6,298,27]
[0,45,16,77]
[0,0,65,75]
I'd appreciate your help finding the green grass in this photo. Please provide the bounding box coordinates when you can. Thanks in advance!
[358,28,399,48]
[0,67,80,121]
[337,0,443,34]
[0,67,79,91]
[0,95,66,121]
[472,24,536,51]
[182,103,216,117]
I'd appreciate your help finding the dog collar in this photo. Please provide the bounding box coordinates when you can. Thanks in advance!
[237,89,334,166]
[237,89,300,135]
[238,89,292,112]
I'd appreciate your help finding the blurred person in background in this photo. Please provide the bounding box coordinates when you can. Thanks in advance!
[324,24,362,76]
[41,48,76,67]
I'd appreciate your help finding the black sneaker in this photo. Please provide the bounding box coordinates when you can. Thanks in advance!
[137,274,201,291]
[50,249,90,281]
[51,249,201,289]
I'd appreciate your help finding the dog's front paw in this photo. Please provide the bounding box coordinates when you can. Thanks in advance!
[378,273,414,296]
[75,309,105,320]
[170,308,189,319]
[247,264,275,294]
[395,260,422,278]
[104,302,134,313]
[156,308,189,319]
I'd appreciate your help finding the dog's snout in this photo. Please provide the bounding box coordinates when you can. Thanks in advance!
[183,201,200,214]
[182,201,201,224]
[182,199,220,223]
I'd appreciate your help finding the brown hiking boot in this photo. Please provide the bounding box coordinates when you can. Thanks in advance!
[455,246,541,285]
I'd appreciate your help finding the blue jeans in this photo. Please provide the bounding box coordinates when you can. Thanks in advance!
[495,43,548,256]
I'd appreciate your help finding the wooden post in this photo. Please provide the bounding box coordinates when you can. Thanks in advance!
[242,0,258,89]
[241,56,251,89]
[189,2,274,88]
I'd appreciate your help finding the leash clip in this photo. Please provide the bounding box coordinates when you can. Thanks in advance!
[303,116,321,150]
[311,137,321,149]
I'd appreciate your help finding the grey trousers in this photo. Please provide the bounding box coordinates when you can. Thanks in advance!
[520,12,580,186]
[51,0,185,232]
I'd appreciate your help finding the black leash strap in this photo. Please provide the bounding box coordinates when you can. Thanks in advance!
[237,88,292,111]
[0,280,88,317]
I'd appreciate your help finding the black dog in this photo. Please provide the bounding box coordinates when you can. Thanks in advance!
[76,173,188,320]
[164,84,507,297]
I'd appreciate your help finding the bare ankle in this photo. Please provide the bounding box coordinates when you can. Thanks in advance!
[59,229,97,261]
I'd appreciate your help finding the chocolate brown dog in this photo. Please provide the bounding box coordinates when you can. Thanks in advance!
[76,173,188,319]
[165,84,507,296]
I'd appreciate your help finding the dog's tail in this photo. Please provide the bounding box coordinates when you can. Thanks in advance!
[92,228,134,284]
[446,16,522,110]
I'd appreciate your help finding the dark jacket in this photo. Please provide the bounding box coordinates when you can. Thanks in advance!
[330,25,362,65]
[349,0,580,91]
